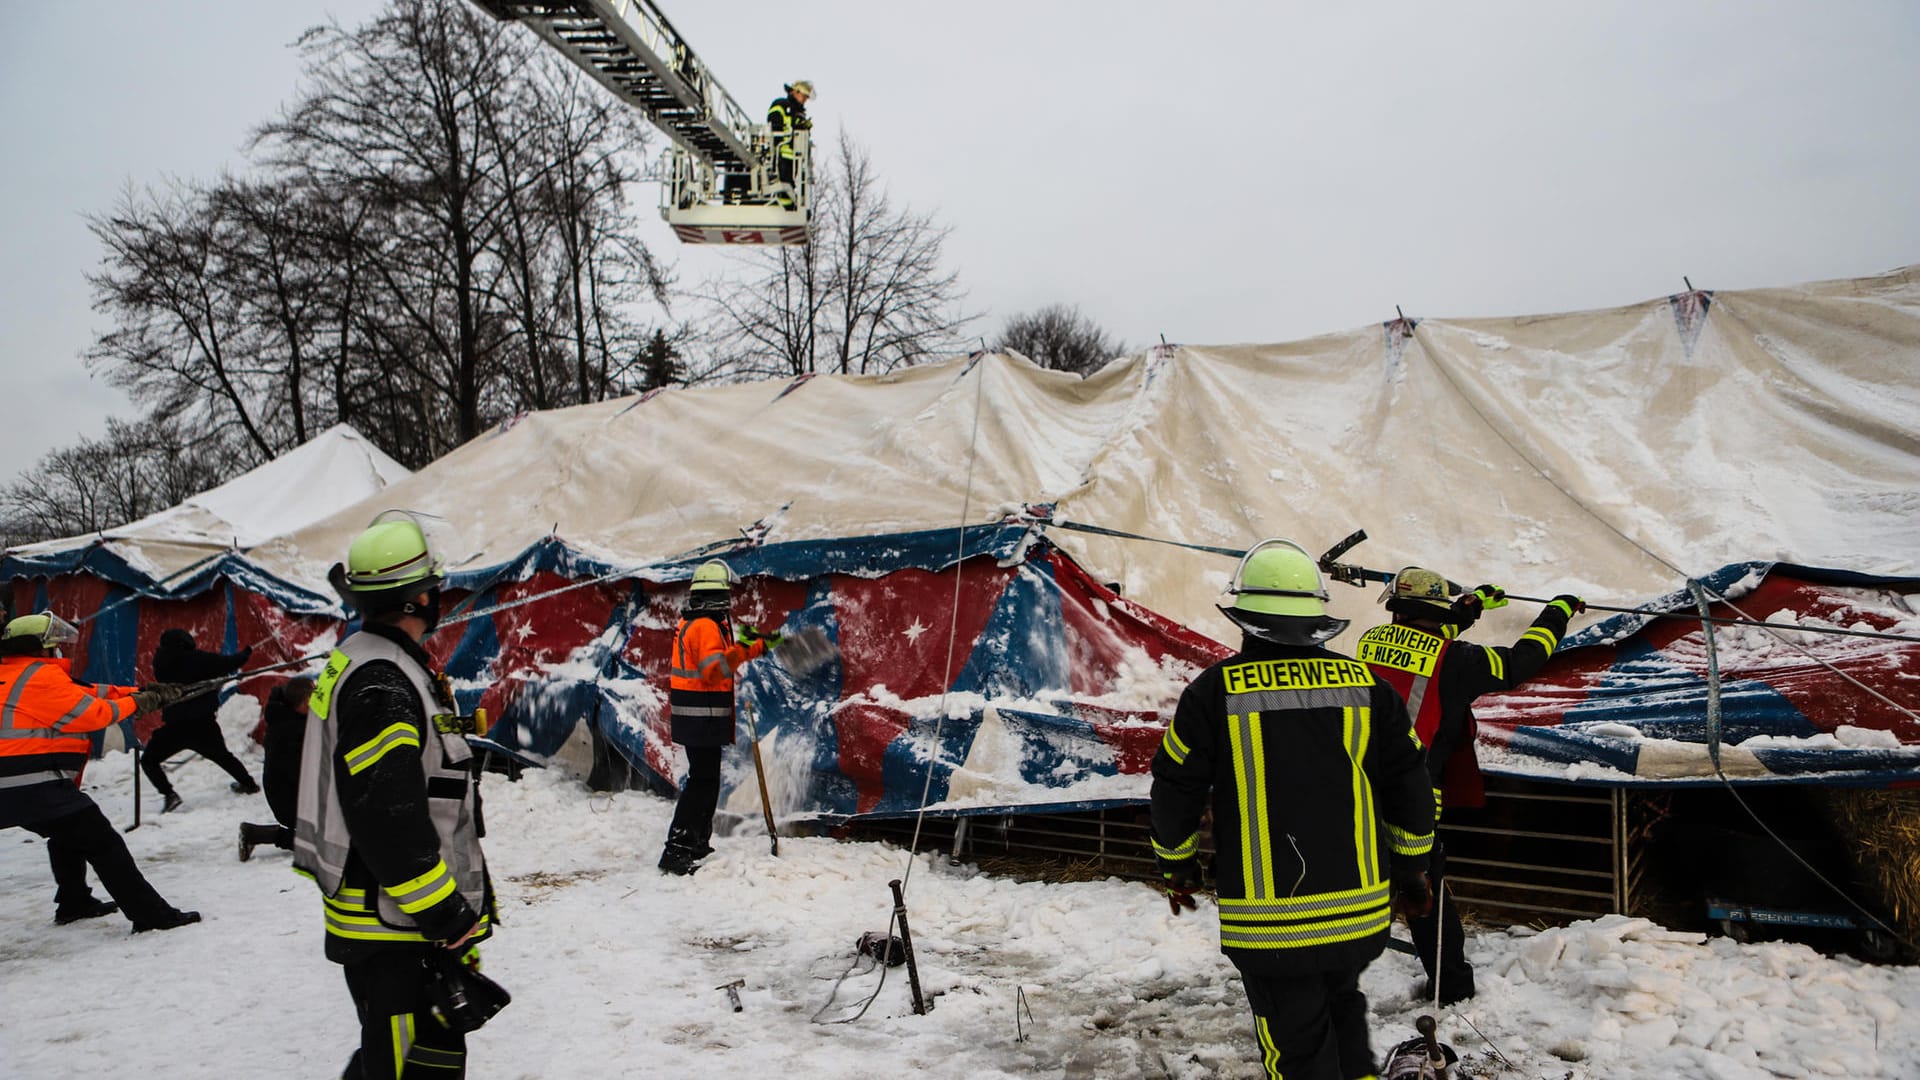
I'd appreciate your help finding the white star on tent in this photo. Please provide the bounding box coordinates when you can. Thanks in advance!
[902,619,927,644]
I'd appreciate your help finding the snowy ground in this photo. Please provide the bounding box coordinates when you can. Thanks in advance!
[4,707,1918,1079]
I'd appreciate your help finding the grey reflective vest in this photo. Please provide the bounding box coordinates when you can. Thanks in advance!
[292,630,486,940]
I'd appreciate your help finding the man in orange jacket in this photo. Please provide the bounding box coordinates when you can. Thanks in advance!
[0,612,201,931]
[659,559,774,875]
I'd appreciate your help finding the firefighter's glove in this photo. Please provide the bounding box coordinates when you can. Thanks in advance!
[1470,585,1508,611]
[1393,870,1434,921]
[1160,861,1203,916]
[133,684,188,712]
[1549,594,1587,617]
[739,624,784,650]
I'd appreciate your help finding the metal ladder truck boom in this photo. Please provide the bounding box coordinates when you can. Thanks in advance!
[469,0,811,245]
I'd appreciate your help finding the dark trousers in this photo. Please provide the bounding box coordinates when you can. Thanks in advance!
[342,949,467,1079]
[20,800,175,923]
[1239,966,1375,1080]
[142,721,253,797]
[1409,842,1473,999]
[663,745,723,858]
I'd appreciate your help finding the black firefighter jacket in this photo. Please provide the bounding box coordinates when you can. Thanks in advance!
[1150,640,1435,977]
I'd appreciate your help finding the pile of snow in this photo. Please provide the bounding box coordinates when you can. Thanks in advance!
[4,705,1916,1078]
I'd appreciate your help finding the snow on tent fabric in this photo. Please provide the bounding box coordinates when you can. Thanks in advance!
[5,269,1920,812]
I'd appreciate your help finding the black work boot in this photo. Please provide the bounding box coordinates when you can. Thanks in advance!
[238,822,279,862]
[231,778,261,795]
[131,908,201,933]
[161,793,184,814]
[54,897,120,925]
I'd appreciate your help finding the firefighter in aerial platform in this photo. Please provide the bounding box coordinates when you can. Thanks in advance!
[767,79,812,208]
[296,511,502,1078]
[1356,567,1584,1006]
[1150,540,1436,1080]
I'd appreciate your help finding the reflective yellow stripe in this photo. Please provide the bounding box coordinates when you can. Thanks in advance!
[1219,882,1390,917]
[1229,711,1275,899]
[1160,720,1191,765]
[1258,1015,1281,1078]
[1522,626,1559,654]
[344,722,420,775]
[1219,907,1392,950]
[387,859,457,914]
[391,1012,414,1077]
[1384,822,1433,856]
[1344,706,1378,887]
[1487,648,1507,682]
[1152,832,1199,860]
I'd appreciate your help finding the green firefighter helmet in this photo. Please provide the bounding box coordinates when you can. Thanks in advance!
[1381,566,1452,613]
[2,611,81,648]
[1225,538,1329,618]
[690,559,734,593]
[344,510,445,595]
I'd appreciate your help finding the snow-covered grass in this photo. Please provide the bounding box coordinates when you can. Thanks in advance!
[4,708,1918,1079]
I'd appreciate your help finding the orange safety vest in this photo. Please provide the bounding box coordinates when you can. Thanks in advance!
[0,655,139,787]
[667,616,766,746]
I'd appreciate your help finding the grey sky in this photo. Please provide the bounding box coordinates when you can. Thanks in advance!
[4,2,1917,488]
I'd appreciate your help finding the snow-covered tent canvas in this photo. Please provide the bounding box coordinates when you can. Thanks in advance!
[210,265,1920,818]
[1,423,409,740]
[1477,562,1920,785]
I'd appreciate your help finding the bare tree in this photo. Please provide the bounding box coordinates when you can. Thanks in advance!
[2,413,232,545]
[699,131,972,381]
[78,0,674,481]
[994,303,1123,377]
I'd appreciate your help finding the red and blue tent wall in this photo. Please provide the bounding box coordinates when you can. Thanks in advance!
[1475,563,1920,787]
[458,525,1229,819]
[4,548,340,747]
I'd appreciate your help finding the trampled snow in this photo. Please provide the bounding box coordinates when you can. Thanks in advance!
[4,705,1916,1079]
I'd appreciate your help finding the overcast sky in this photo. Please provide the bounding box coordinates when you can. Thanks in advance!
[4,1,1917,488]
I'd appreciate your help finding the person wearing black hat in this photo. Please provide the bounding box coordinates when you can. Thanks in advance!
[142,628,257,811]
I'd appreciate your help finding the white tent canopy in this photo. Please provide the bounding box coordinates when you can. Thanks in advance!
[252,267,1920,645]
[9,423,409,583]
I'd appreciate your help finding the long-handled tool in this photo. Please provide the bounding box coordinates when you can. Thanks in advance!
[1316,528,1920,644]
[740,698,779,855]
[124,743,143,833]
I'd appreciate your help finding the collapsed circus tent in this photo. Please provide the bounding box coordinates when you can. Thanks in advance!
[6,267,1919,814]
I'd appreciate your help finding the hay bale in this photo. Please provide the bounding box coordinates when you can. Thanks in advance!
[1821,787,1920,947]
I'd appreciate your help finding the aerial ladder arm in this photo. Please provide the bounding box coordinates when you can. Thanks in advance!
[471,0,810,244]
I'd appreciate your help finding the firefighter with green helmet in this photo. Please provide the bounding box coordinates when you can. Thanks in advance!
[659,558,776,875]
[1356,566,1584,1006]
[295,510,499,1078]
[1149,539,1435,1080]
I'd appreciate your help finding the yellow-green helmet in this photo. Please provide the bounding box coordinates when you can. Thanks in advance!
[690,559,733,592]
[1381,566,1451,613]
[2,611,80,648]
[789,79,814,99]
[345,510,444,594]
[1226,539,1328,617]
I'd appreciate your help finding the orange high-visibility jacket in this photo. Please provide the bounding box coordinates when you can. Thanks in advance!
[667,616,766,748]
[0,656,140,785]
